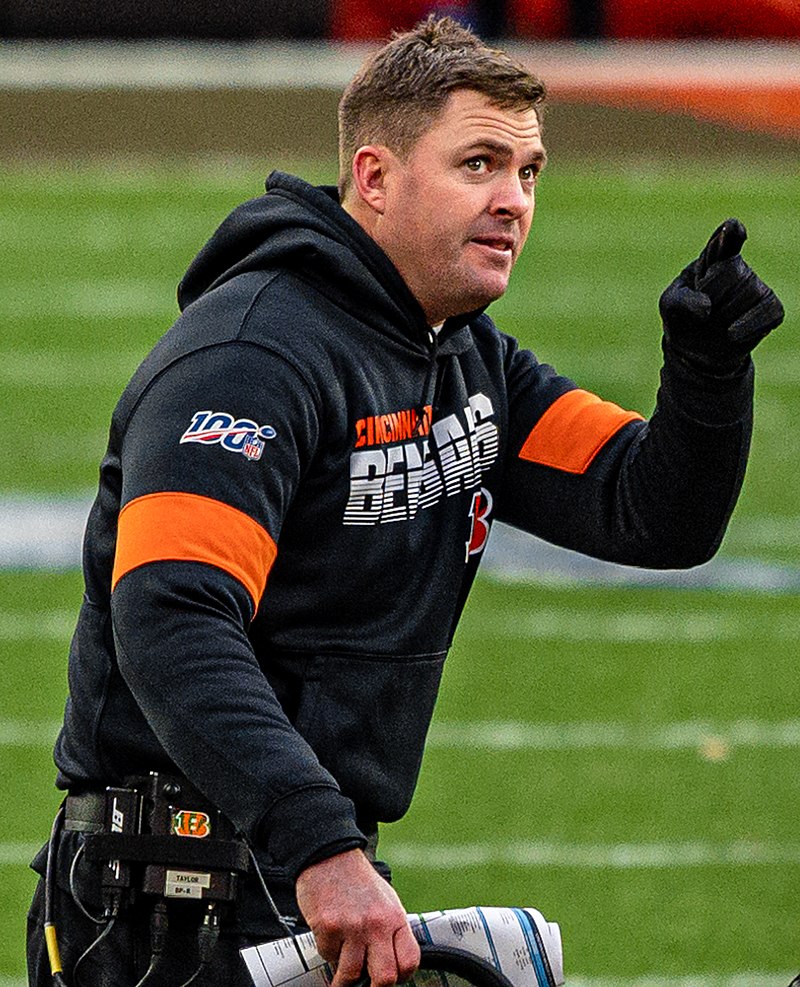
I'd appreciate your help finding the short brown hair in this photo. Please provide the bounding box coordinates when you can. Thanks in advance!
[338,15,546,196]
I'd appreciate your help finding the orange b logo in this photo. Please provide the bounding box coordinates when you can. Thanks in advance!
[172,810,211,838]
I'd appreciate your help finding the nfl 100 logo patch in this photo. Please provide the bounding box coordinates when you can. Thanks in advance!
[180,410,276,462]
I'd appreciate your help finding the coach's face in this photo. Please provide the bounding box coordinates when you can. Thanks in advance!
[350,88,546,325]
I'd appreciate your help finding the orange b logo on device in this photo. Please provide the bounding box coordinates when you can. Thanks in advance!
[172,810,211,838]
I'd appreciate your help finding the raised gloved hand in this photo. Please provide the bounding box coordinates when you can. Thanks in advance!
[659,218,785,373]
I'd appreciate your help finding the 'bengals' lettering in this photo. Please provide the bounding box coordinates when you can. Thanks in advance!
[344,393,499,535]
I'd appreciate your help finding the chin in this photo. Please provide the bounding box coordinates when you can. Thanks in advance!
[469,274,510,307]
[430,268,510,320]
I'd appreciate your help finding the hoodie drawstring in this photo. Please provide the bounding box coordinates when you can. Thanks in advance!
[415,329,439,436]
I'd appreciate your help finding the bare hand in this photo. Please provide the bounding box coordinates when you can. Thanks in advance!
[295,849,420,987]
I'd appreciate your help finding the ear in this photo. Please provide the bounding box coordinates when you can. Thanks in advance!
[349,145,392,215]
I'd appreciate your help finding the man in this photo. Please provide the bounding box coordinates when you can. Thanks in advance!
[27,15,784,987]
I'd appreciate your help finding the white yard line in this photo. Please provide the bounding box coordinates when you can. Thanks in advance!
[385,840,800,870]
[14,604,800,645]
[0,498,91,569]
[0,349,149,385]
[4,836,800,871]
[481,522,800,592]
[0,719,61,746]
[568,976,796,987]
[427,719,800,752]
[2,501,800,588]
[0,281,176,321]
[5,716,800,753]
[0,611,77,641]
[5,342,800,388]
[488,609,797,642]
[0,842,42,866]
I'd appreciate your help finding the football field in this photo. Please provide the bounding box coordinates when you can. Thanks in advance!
[2,151,799,985]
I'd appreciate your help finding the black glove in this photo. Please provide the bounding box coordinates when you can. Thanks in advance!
[659,218,785,373]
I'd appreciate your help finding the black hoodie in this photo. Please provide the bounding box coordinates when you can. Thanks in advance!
[53,171,753,894]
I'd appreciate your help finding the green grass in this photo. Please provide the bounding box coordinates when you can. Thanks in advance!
[1,571,82,980]
[2,156,799,982]
[381,580,800,976]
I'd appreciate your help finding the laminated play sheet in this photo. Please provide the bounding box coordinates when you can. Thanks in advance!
[241,906,563,987]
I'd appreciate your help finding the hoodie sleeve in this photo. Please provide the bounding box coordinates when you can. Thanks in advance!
[110,340,367,880]
[497,337,753,568]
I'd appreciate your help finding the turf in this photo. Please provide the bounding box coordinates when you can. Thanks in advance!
[1,157,798,982]
[386,580,800,976]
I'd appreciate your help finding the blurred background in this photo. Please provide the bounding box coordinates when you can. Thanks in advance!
[3,0,800,41]
[2,3,799,986]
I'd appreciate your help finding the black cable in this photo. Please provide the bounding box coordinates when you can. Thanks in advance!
[72,913,118,987]
[131,900,170,987]
[177,901,221,987]
[68,843,106,925]
[177,962,207,987]
[43,802,68,985]
[246,843,296,939]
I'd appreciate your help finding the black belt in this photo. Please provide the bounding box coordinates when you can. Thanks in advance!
[65,789,380,861]
[66,790,250,873]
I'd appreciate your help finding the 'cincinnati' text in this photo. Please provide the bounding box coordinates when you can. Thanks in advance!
[355,405,432,447]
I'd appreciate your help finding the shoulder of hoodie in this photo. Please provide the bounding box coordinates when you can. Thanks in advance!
[111,272,330,436]
[174,265,525,380]
[172,264,387,390]
[468,310,528,367]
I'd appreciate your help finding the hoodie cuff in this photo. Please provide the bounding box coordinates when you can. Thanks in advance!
[257,785,367,883]
[660,342,754,426]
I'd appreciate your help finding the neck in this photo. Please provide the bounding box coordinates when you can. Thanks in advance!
[342,196,447,323]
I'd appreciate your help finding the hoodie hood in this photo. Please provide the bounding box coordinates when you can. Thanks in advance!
[179,171,436,347]
[178,171,483,353]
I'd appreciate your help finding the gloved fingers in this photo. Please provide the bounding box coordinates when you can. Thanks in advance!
[675,256,703,291]
[727,289,785,347]
[700,254,783,332]
[659,275,711,327]
[661,218,783,369]
[697,253,753,301]
[673,218,747,297]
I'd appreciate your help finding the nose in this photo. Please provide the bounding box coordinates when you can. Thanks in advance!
[489,174,533,221]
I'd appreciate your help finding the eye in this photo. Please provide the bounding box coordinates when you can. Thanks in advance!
[464,157,488,173]
[519,164,540,183]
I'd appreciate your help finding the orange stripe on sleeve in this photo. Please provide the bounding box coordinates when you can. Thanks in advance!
[111,492,277,608]
[519,389,644,475]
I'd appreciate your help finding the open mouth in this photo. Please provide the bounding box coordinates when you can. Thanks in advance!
[471,236,514,254]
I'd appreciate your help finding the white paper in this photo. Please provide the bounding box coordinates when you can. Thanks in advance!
[240,906,563,987]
